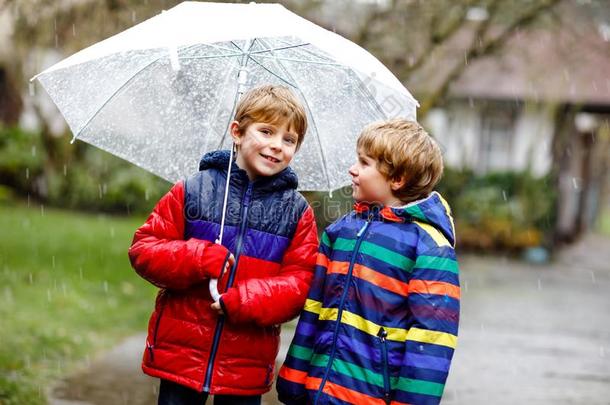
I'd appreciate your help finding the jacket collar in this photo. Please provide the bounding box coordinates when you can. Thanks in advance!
[199,150,299,192]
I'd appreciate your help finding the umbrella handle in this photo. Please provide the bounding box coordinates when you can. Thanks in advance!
[209,278,221,302]
[210,141,236,303]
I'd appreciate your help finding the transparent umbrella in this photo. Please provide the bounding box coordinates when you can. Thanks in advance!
[31,1,418,192]
[31,1,418,300]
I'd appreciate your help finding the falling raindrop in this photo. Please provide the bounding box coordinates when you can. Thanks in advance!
[47,289,52,302]
[589,270,596,284]
[40,204,45,217]
[145,188,150,201]
[537,278,542,290]
[103,281,109,293]
[132,10,137,23]
[63,164,67,176]
[29,82,35,96]
[72,23,76,37]
[98,184,103,199]
[572,177,579,190]
[502,190,507,201]
[110,227,115,238]
[28,273,33,284]
[54,18,58,48]
[25,167,29,179]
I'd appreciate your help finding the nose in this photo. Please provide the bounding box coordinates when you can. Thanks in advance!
[349,164,358,177]
[269,134,282,151]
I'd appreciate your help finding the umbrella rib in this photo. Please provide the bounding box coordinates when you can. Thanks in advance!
[180,53,242,60]
[257,38,332,192]
[216,40,258,149]
[248,56,298,88]
[348,69,387,118]
[249,43,311,55]
[273,38,385,117]
[274,37,337,63]
[72,56,162,142]
[72,42,205,142]
[254,54,344,67]
[201,57,241,152]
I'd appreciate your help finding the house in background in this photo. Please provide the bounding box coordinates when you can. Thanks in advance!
[410,8,610,243]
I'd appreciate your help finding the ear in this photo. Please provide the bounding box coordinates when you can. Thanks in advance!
[230,121,242,145]
[390,175,406,191]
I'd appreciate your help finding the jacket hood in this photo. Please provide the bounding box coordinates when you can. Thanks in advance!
[199,150,299,191]
[355,191,456,247]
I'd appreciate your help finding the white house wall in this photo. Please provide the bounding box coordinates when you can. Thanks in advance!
[425,105,480,171]
[424,101,553,177]
[512,103,554,177]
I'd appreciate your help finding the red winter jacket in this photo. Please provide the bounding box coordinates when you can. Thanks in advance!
[128,151,318,395]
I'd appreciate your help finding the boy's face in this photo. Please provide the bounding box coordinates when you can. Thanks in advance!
[231,120,298,180]
[349,149,403,206]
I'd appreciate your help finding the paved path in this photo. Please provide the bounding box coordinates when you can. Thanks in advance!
[49,235,610,404]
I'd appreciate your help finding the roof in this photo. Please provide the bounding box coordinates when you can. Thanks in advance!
[406,4,610,105]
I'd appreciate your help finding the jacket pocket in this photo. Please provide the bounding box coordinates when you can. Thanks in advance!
[147,291,168,363]
[377,327,391,404]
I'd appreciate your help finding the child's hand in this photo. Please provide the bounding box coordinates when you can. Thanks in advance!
[211,300,224,315]
[224,253,235,275]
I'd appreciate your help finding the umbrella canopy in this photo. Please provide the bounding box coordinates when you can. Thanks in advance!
[32,1,417,192]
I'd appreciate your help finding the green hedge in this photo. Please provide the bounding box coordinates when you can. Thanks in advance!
[0,126,170,214]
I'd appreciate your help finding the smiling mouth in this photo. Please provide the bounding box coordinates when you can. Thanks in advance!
[261,153,280,163]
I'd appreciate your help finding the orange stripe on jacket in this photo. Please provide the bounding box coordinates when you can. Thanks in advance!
[316,253,329,268]
[278,366,308,384]
[327,260,409,296]
[305,376,412,405]
[408,279,461,300]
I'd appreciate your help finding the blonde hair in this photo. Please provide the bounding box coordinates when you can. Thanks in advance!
[357,118,444,203]
[234,85,308,148]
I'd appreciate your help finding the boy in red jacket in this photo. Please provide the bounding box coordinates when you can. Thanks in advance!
[129,85,319,405]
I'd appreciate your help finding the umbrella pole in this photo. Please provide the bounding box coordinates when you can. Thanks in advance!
[215,143,235,246]
[211,54,251,302]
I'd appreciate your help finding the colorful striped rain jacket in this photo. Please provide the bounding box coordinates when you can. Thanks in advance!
[277,191,460,405]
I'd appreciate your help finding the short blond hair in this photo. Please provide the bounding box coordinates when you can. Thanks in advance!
[357,118,443,203]
[234,85,308,148]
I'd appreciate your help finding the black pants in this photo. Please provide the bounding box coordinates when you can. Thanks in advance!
[158,379,262,405]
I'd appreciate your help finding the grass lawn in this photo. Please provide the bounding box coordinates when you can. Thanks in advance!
[0,202,156,405]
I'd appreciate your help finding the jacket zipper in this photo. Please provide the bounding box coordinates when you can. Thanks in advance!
[147,291,168,363]
[314,215,372,404]
[202,182,252,392]
[378,327,391,404]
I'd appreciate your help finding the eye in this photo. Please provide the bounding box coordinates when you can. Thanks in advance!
[359,157,368,166]
[260,128,272,135]
[284,136,297,145]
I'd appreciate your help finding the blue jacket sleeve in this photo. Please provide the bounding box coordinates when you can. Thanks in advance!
[393,244,460,405]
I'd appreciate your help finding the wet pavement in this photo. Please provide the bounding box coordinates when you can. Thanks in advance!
[49,235,610,405]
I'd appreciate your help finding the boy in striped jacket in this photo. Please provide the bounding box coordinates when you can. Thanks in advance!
[277,119,460,405]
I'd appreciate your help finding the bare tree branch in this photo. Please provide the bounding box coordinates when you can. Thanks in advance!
[418,0,562,116]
